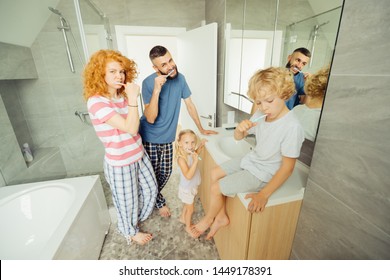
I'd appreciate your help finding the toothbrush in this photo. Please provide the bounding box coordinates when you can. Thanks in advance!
[166,69,174,77]
[292,67,301,73]
[185,148,202,160]
[251,114,266,122]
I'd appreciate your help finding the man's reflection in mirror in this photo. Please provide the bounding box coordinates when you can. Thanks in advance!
[250,47,312,115]
[292,66,329,141]
[285,47,312,110]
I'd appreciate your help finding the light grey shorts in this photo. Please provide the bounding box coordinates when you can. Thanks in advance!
[219,157,266,197]
[178,185,198,204]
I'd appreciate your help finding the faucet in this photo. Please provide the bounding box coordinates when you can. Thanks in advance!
[75,110,90,125]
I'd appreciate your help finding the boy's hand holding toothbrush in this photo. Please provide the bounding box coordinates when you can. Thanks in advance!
[234,115,265,140]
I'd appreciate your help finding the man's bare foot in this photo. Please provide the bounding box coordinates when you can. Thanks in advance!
[131,232,153,245]
[158,205,171,217]
[206,216,230,240]
[192,217,213,238]
[185,225,199,238]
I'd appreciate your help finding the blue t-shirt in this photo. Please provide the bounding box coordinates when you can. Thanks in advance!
[139,72,191,143]
[285,72,305,110]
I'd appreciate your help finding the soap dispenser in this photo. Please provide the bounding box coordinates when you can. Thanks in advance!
[22,143,34,163]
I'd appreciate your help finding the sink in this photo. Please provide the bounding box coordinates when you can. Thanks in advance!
[217,136,253,158]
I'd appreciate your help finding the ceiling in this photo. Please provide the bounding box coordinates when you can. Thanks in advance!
[0,0,342,48]
[0,0,61,47]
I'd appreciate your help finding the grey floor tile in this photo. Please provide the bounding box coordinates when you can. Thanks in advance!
[97,170,220,260]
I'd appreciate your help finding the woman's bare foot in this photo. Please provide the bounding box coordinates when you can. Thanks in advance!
[206,216,230,240]
[159,205,171,217]
[131,232,153,245]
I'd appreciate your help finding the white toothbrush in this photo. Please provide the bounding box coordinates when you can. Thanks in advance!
[293,67,301,73]
[185,148,202,160]
[251,114,266,122]
[166,69,174,77]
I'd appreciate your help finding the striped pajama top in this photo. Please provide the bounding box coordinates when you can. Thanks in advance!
[87,95,144,166]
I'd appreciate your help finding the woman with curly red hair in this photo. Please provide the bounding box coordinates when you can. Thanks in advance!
[83,49,157,245]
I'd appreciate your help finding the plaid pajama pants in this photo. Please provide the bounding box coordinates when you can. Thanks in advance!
[142,142,173,209]
[104,153,157,242]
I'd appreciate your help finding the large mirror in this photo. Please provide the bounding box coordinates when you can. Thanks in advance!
[224,0,344,113]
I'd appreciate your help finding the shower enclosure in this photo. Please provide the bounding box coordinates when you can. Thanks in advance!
[0,1,114,187]
[74,0,114,61]
[283,6,343,72]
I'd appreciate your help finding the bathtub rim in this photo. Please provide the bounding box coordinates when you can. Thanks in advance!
[0,175,103,260]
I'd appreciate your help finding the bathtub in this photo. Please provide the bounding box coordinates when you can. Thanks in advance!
[0,175,111,260]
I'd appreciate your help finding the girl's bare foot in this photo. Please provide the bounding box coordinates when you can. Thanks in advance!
[206,216,230,240]
[192,217,213,238]
[159,205,171,217]
[185,225,199,238]
[131,232,153,245]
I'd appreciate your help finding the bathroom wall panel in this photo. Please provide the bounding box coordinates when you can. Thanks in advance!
[329,0,390,76]
[36,31,82,80]
[293,0,390,260]
[294,179,390,259]
[0,95,26,184]
[0,42,38,80]
[0,81,34,149]
[309,74,390,234]
[16,79,56,119]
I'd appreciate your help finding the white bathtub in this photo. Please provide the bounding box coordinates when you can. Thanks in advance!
[0,175,111,260]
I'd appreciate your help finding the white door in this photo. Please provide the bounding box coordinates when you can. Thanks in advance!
[177,23,218,132]
[114,24,218,132]
[115,25,185,115]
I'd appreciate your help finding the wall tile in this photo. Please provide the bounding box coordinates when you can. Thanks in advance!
[293,0,390,260]
[0,43,38,80]
[293,179,390,259]
[0,81,34,149]
[309,75,390,234]
[330,0,390,75]
[0,95,26,184]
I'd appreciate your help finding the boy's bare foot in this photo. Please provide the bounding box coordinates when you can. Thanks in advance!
[206,216,230,240]
[159,205,171,217]
[131,232,153,245]
[192,218,213,238]
[185,225,199,238]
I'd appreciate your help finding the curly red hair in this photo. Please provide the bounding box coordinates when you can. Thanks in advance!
[83,49,138,101]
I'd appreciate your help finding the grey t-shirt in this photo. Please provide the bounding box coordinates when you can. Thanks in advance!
[240,110,305,182]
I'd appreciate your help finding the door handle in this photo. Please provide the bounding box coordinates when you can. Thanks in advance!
[200,114,212,120]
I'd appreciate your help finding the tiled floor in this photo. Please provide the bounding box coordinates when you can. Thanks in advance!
[97,169,220,260]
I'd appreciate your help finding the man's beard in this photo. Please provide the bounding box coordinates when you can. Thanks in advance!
[285,61,298,76]
[160,66,178,80]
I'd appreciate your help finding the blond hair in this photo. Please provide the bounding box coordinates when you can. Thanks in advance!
[304,66,330,100]
[83,49,138,101]
[174,129,201,161]
[247,67,295,101]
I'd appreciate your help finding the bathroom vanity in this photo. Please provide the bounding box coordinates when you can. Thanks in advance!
[198,127,308,260]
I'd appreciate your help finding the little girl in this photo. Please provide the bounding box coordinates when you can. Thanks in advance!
[175,129,205,238]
